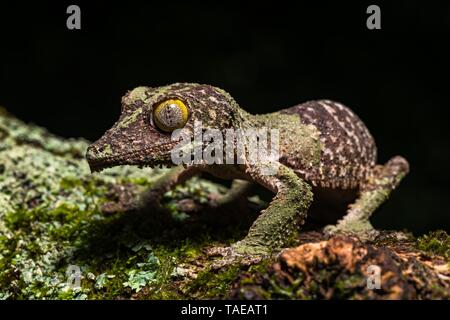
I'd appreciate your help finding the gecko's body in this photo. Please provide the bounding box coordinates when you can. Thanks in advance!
[86,83,409,255]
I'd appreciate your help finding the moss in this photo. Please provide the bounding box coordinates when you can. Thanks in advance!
[0,110,245,299]
[416,230,450,261]
[333,274,365,299]
[186,264,249,299]
[1,109,447,300]
[0,108,256,299]
[234,261,362,300]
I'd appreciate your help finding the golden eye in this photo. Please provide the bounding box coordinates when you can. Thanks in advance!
[153,99,189,132]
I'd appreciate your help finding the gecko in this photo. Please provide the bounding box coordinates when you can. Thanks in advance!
[86,83,409,255]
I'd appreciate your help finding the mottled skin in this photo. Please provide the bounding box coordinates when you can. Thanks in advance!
[86,83,409,255]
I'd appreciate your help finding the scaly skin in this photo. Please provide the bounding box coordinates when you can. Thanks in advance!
[86,83,409,255]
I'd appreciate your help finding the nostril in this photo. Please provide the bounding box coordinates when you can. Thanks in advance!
[86,143,113,161]
[86,145,99,160]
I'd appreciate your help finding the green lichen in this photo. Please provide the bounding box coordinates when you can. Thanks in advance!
[1,108,447,300]
[0,109,258,299]
[0,113,150,297]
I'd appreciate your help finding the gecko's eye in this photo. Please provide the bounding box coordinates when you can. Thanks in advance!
[153,99,189,132]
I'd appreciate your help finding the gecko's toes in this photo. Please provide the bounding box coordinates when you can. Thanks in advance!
[323,221,379,241]
[206,245,266,269]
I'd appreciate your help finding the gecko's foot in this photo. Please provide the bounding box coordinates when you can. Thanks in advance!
[206,244,267,269]
[323,220,379,241]
[101,184,140,214]
[231,240,273,256]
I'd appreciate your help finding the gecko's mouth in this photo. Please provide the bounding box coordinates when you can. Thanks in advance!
[86,142,177,173]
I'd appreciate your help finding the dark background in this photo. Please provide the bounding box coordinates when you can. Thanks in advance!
[0,1,449,234]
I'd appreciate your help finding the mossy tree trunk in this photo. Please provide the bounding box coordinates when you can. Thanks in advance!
[0,108,448,300]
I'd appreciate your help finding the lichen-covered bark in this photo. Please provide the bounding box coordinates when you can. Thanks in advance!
[0,108,448,300]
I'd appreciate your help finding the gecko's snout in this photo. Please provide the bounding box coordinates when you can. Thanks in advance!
[85,143,112,173]
[85,144,101,172]
[86,144,96,160]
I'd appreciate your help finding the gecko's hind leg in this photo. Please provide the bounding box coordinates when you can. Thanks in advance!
[324,156,409,238]
[213,179,253,207]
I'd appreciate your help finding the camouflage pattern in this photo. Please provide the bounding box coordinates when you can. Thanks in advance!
[86,83,409,255]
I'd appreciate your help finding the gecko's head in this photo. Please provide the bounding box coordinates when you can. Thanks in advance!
[86,83,242,172]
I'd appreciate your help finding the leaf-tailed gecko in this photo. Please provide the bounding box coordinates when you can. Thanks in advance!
[86,83,409,255]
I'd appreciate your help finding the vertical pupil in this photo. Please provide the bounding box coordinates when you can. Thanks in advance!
[164,104,179,126]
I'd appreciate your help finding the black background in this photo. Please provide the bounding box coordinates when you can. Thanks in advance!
[0,1,449,234]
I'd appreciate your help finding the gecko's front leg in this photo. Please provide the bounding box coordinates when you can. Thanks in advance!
[139,165,199,207]
[232,163,313,255]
